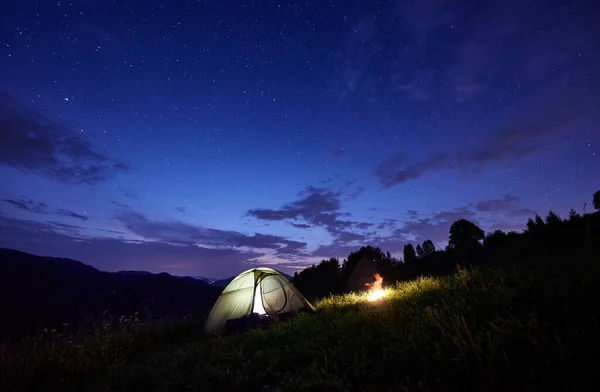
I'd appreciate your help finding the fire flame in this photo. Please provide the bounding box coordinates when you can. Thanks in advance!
[365,273,385,302]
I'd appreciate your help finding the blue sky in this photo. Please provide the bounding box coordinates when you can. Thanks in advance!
[1,0,598,278]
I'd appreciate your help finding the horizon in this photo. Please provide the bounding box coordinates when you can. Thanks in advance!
[1,0,598,279]
[0,247,298,282]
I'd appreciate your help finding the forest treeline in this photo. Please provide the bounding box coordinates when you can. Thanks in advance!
[292,190,600,300]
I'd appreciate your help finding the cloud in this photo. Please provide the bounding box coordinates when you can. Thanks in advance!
[311,193,535,260]
[471,195,521,213]
[348,186,365,200]
[406,210,420,218]
[111,200,131,209]
[333,231,367,244]
[56,209,89,221]
[375,60,600,189]
[246,184,505,261]
[2,196,48,214]
[0,215,259,278]
[117,211,307,256]
[290,223,312,229]
[313,206,473,259]
[175,206,186,213]
[455,102,585,168]
[378,195,534,252]
[2,196,92,221]
[97,228,126,235]
[312,243,363,259]
[469,195,535,222]
[0,93,130,184]
[374,153,448,188]
[368,207,388,212]
[390,206,477,247]
[227,233,306,257]
[246,185,386,257]
[447,0,599,99]
[392,0,599,101]
[47,221,86,236]
[376,218,398,230]
[332,0,599,106]
[117,188,138,199]
[247,186,341,223]
[0,192,537,275]
[0,209,310,277]
[247,186,367,241]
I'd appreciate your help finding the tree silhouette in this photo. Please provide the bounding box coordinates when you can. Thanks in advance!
[448,219,485,250]
[291,197,600,300]
[568,208,579,220]
[534,214,545,227]
[293,257,343,299]
[422,240,436,256]
[403,244,416,263]
[546,210,562,225]
[341,246,396,286]
[526,214,547,234]
[526,217,536,232]
[416,244,424,259]
[593,189,600,211]
[483,230,507,250]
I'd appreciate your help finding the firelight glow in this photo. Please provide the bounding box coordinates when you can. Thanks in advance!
[366,273,386,302]
[367,288,386,302]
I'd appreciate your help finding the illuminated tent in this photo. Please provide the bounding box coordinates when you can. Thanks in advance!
[348,257,380,292]
[204,267,315,334]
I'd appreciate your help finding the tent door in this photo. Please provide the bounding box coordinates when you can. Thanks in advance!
[252,281,267,315]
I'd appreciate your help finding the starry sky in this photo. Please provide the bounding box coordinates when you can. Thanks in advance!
[1,0,598,278]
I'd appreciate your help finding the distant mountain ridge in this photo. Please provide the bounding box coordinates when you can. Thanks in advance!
[210,270,293,288]
[192,276,216,284]
[211,276,236,288]
[0,248,222,336]
[116,270,155,276]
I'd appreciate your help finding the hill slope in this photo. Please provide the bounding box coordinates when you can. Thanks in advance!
[2,255,598,391]
[0,248,221,336]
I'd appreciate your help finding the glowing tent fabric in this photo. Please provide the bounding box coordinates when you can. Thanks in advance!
[204,267,315,334]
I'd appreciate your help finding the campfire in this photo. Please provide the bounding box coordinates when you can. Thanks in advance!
[365,273,386,302]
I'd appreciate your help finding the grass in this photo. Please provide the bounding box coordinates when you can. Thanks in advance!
[2,257,599,391]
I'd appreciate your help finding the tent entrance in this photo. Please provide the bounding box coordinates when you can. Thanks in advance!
[253,282,266,315]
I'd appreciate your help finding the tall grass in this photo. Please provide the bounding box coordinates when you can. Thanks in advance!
[2,257,599,391]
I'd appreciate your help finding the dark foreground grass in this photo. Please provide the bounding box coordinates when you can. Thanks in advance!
[2,257,599,392]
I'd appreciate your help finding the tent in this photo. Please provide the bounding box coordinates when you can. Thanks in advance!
[204,267,315,334]
[347,257,380,292]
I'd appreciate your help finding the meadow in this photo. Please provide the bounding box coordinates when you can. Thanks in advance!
[2,254,598,391]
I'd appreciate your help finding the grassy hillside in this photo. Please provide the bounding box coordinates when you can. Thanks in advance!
[2,256,599,391]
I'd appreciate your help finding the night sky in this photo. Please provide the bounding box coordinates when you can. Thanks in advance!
[1,0,598,278]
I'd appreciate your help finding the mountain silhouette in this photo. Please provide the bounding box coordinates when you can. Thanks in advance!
[0,248,222,336]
